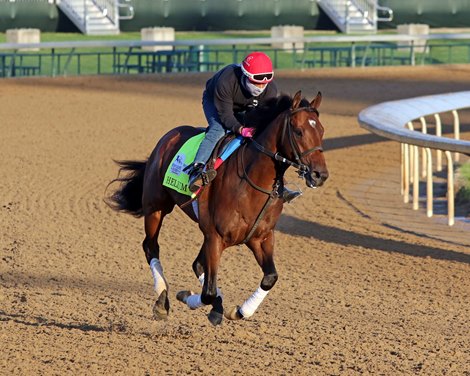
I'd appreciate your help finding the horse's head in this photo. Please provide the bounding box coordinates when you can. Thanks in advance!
[281,90,329,188]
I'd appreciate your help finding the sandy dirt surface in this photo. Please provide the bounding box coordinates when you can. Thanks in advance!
[1,66,470,375]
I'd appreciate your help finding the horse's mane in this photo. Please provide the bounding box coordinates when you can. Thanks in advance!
[244,93,311,133]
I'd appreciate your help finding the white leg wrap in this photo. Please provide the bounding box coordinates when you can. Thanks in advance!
[239,286,269,318]
[198,273,223,298]
[186,294,205,309]
[150,258,167,296]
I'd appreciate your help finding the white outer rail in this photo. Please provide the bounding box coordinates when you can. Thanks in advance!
[358,91,470,226]
[1,32,470,51]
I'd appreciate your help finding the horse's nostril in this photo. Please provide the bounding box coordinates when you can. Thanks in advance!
[313,171,328,181]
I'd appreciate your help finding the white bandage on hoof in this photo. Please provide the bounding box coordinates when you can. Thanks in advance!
[239,286,269,318]
[150,258,167,296]
[186,294,205,310]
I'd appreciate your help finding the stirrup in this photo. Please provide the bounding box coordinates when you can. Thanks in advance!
[189,167,217,193]
[189,166,204,193]
[282,187,302,203]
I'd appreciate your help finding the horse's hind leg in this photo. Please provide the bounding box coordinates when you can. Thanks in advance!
[143,210,170,320]
[226,231,278,320]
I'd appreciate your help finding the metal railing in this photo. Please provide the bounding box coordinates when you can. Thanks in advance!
[118,0,134,20]
[93,0,118,25]
[350,0,375,28]
[1,32,470,77]
[57,0,119,34]
[358,92,470,226]
[317,0,393,33]
[351,0,393,23]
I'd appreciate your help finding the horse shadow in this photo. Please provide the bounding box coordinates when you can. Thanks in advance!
[0,309,108,333]
[276,214,470,265]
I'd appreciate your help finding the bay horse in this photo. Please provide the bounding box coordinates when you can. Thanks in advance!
[106,91,328,326]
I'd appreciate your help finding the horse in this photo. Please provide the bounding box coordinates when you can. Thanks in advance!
[106,90,328,326]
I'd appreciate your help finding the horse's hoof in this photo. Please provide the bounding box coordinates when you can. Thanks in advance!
[224,306,243,320]
[208,296,224,326]
[152,290,169,320]
[176,290,193,304]
[208,309,223,326]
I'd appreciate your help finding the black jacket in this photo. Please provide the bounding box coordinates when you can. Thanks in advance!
[203,64,278,132]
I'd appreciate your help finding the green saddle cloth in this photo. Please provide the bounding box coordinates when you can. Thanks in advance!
[163,133,205,196]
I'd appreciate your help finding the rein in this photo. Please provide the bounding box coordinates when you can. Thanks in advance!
[239,141,281,244]
[240,106,321,244]
[251,106,322,179]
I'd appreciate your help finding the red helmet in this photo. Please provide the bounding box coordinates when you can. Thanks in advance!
[241,51,274,84]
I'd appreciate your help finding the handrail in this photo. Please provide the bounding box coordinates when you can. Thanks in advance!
[87,8,108,21]
[358,92,470,226]
[351,0,374,20]
[376,4,393,22]
[118,0,134,20]
[1,32,470,51]
[92,0,117,25]
[358,92,470,154]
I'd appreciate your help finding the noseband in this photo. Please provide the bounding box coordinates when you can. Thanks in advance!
[251,106,323,179]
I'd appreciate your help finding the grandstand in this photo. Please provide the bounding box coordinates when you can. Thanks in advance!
[0,1,469,34]
[1,1,470,77]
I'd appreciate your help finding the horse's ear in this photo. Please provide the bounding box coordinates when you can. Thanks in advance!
[310,91,322,109]
[292,90,302,110]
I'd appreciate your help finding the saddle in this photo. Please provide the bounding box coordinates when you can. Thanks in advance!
[185,133,243,193]
[163,132,244,196]
[209,133,239,169]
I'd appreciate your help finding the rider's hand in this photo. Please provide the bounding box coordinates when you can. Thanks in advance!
[240,127,255,138]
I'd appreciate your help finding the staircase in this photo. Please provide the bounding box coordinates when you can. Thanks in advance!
[57,0,120,35]
[317,0,393,34]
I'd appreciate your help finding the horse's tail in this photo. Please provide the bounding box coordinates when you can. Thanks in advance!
[105,160,147,217]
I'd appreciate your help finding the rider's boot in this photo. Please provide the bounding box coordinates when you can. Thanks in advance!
[188,163,205,193]
[282,187,302,203]
[188,163,217,193]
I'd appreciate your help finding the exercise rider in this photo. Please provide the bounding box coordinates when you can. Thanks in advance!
[188,51,301,203]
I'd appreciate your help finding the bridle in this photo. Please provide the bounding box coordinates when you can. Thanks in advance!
[238,105,323,243]
[249,106,323,180]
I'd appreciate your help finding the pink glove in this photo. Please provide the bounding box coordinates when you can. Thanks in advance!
[240,127,255,138]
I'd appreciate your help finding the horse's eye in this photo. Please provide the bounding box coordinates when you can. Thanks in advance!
[294,129,302,137]
[309,119,317,127]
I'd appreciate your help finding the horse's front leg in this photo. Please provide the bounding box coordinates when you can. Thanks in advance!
[176,237,224,326]
[177,247,222,305]
[226,231,278,320]
[191,249,224,296]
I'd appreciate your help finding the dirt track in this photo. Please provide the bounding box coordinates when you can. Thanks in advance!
[1,66,470,375]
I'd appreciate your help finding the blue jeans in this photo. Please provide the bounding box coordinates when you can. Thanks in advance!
[193,93,227,165]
